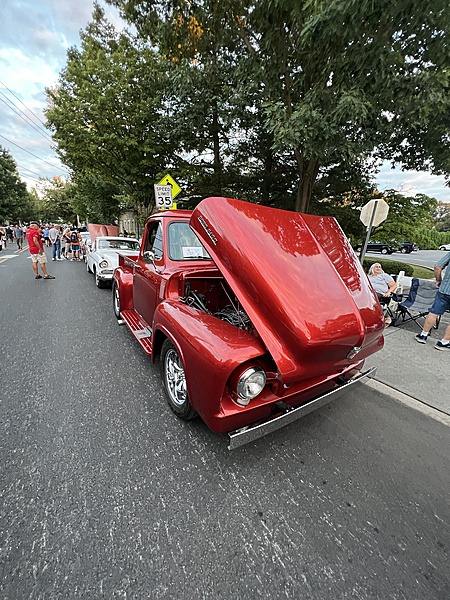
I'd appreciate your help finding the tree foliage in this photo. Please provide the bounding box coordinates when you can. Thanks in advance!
[433,202,450,232]
[45,7,178,218]
[33,177,78,223]
[0,145,35,223]
[72,174,122,224]
[106,0,450,213]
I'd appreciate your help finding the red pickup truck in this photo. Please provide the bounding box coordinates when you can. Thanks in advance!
[113,197,384,448]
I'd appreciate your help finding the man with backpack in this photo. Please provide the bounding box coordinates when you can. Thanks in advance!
[70,228,82,261]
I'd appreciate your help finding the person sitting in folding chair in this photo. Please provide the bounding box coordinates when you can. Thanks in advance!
[416,252,450,350]
[367,263,398,325]
[368,263,397,300]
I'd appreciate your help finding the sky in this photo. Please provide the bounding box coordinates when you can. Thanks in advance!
[1,0,449,204]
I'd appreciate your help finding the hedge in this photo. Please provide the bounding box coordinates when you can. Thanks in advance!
[362,258,414,277]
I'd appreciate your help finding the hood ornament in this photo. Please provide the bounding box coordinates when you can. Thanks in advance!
[347,346,362,360]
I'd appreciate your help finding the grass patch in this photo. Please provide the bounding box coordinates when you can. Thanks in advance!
[366,258,434,279]
[409,265,435,279]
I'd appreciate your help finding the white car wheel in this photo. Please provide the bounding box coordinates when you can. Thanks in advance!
[95,270,105,288]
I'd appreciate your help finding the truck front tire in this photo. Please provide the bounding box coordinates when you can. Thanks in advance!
[161,339,196,421]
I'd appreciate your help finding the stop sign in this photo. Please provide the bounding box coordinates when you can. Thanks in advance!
[360,199,389,227]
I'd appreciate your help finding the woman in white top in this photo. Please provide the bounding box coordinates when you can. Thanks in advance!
[368,263,397,299]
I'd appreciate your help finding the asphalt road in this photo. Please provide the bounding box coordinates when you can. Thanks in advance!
[1,243,449,599]
[365,249,447,270]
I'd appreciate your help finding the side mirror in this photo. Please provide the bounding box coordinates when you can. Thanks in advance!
[143,250,161,274]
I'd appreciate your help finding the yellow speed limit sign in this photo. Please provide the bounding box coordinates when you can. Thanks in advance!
[156,173,181,199]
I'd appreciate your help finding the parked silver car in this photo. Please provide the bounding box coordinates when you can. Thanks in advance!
[86,236,140,287]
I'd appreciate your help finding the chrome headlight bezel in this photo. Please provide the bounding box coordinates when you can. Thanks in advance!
[236,367,266,406]
[99,260,109,268]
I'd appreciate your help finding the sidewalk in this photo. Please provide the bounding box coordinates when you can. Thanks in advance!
[364,310,450,417]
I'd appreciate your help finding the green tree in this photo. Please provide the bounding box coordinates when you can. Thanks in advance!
[0,146,34,222]
[72,174,122,224]
[35,177,77,223]
[370,191,437,243]
[45,7,178,217]
[108,0,450,213]
[433,202,450,232]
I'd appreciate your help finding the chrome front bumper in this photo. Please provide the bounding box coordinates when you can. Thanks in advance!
[98,269,114,280]
[228,367,377,450]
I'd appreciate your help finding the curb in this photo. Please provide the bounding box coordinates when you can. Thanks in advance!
[365,379,450,428]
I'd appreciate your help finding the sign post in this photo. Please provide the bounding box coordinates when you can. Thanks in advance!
[359,199,389,263]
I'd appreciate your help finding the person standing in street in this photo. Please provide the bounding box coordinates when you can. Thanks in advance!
[70,228,82,261]
[62,227,71,259]
[49,224,63,261]
[43,226,51,247]
[26,222,55,280]
[13,225,24,250]
[415,251,450,350]
[6,225,13,244]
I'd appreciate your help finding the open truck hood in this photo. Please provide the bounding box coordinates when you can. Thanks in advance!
[88,224,118,242]
[191,197,383,385]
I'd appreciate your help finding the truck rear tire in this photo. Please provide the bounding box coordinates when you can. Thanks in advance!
[113,282,121,318]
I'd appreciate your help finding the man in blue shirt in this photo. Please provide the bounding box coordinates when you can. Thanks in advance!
[416,252,450,350]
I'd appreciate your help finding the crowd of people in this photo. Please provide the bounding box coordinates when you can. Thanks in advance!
[0,223,85,260]
[0,224,25,250]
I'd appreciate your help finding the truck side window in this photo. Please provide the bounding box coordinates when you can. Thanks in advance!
[144,222,163,260]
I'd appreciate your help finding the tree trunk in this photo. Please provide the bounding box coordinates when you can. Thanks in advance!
[294,151,319,213]
[261,132,274,205]
[211,99,222,195]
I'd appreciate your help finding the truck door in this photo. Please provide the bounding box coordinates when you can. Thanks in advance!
[133,221,164,327]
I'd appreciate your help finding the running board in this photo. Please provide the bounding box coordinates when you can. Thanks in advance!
[119,310,153,355]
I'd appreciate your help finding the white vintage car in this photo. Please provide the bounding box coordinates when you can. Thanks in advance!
[86,236,140,288]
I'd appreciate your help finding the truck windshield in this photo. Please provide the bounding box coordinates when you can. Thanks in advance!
[168,222,211,261]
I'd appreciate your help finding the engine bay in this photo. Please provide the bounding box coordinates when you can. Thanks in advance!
[180,277,253,332]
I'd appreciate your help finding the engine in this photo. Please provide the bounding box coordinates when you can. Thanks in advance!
[181,282,253,332]
[214,306,252,330]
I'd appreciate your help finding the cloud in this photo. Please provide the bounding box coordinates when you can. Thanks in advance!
[376,162,450,204]
[0,0,125,185]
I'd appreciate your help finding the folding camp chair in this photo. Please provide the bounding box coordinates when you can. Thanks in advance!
[392,277,440,330]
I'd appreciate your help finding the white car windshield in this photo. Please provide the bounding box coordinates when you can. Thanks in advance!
[98,239,139,250]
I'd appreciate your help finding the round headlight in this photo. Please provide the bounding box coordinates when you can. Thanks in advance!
[236,367,266,405]
[99,260,109,268]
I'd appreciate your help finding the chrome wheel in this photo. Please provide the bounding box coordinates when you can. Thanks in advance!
[95,270,104,288]
[113,283,120,318]
[161,339,196,420]
[165,348,187,406]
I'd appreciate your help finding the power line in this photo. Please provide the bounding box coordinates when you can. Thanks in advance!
[0,79,48,129]
[19,172,42,183]
[0,94,54,144]
[0,133,70,175]
[16,163,41,176]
